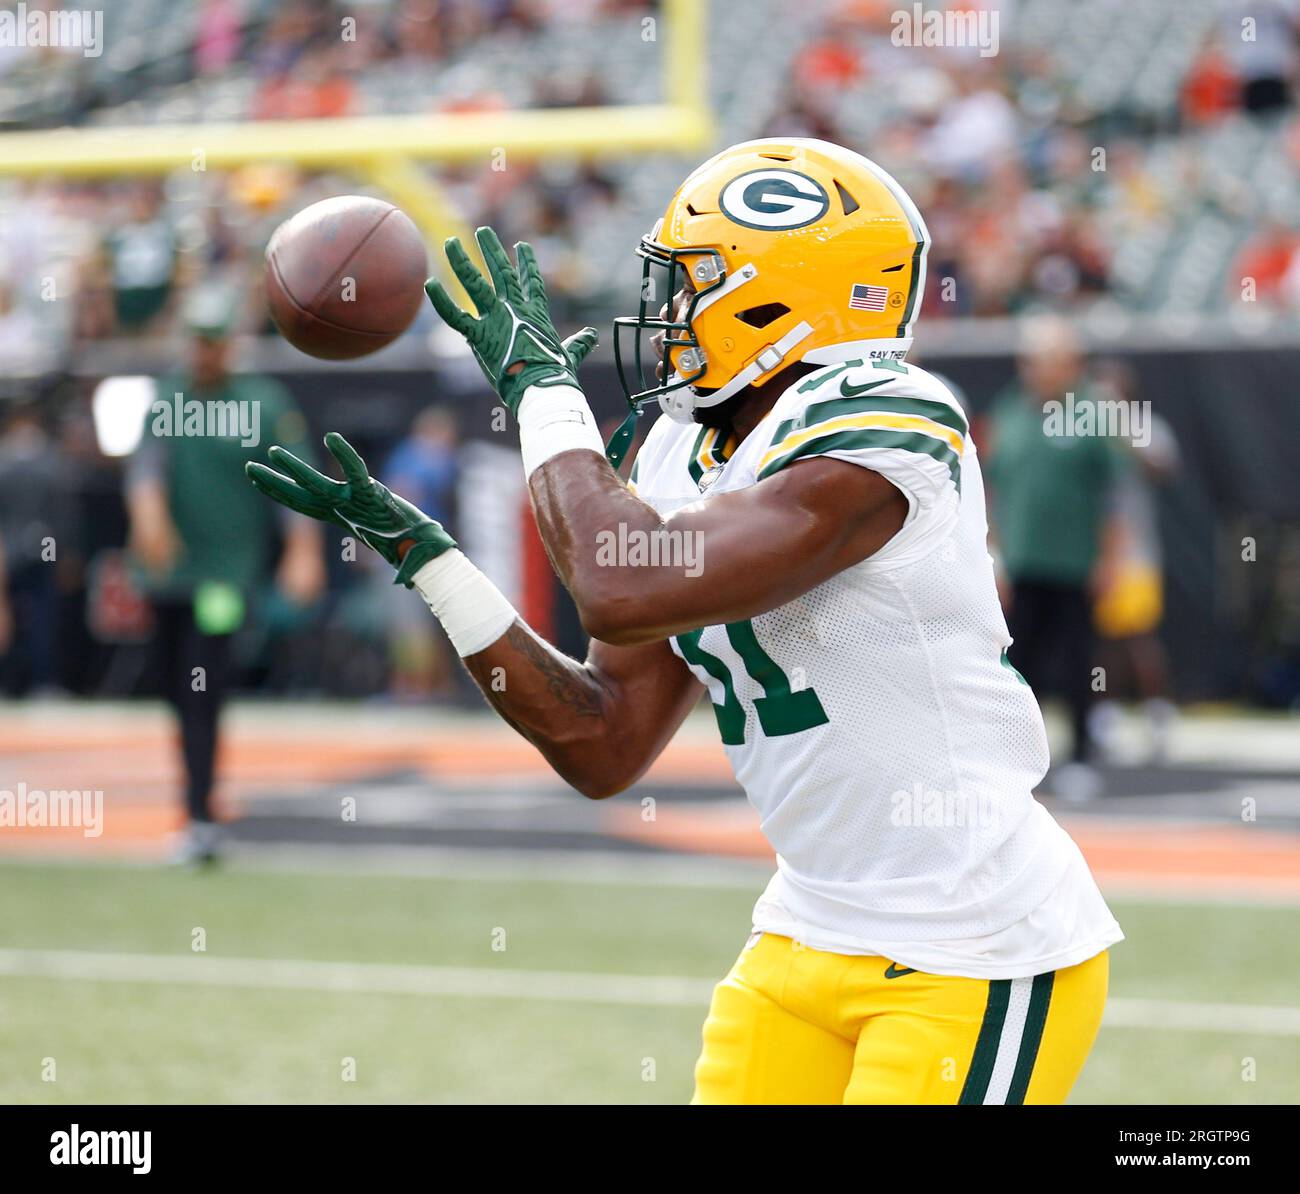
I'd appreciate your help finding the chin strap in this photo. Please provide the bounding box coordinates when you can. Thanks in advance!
[606,320,815,473]
[666,319,815,425]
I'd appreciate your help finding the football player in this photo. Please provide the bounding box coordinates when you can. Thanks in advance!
[248,138,1123,1104]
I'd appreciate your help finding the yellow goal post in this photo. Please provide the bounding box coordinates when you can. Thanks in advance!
[0,0,712,304]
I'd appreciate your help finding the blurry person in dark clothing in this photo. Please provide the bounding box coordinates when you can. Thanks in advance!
[381,406,459,699]
[984,316,1124,800]
[1088,360,1180,764]
[384,406,458,526]
[1225,0,1297,114]
[0,397,76,695]
[126,287,324,862]
[103,181,180,335]
[0,540,9,669]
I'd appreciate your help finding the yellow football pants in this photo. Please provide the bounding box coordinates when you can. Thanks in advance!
[692,934,1108,1104]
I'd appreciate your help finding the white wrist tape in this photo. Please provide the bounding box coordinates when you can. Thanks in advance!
[410,549,517,657]
[517,383,605,479]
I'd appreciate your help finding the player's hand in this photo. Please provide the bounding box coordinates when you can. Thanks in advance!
[128,493,181,577]
[274,534,326,606]
[246,432,457,588]
[424,226,597,415]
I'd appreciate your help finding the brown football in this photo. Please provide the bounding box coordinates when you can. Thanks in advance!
[265,195,427,360]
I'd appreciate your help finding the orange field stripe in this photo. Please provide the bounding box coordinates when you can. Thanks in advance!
[599,804,1300,892]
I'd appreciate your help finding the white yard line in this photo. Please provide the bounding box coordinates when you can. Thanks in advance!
[1103,998,1300,1037]
[0,948,1297,1036]
[0,948,716,1007]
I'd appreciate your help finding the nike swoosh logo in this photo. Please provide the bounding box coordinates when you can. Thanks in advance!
[884,963,918,979]
[839,378,894,398]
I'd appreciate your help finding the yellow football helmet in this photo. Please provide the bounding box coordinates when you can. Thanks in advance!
[613,138,929,426]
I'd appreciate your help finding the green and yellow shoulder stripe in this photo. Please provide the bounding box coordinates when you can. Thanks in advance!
[687,425,738,485]
[757,360,968,492]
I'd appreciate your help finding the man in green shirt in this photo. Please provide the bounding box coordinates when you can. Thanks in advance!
[985,317,1124,790]
[104,182,180,333]
[126,288,324,861]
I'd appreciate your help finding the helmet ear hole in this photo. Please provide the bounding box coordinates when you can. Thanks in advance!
[734,302,791,329]
[834,180,860,216]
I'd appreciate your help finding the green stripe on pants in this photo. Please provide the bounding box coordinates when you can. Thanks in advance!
[1006,972,1055,1105]
[959,979,1010,1104]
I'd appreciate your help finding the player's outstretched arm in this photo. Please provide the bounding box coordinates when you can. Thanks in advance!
[460,626,702,799]
[246,434,702,799]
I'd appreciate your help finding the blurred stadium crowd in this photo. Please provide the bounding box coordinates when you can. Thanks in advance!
[1,0,1298,722]
[4,0,1300,367]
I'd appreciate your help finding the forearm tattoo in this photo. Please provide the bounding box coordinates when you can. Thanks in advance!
[492,622,603,719]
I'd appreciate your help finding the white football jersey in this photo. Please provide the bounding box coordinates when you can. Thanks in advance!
[628,358,1123,979]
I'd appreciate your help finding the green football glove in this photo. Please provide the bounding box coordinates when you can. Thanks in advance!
[425,226,597,415]
[246,432,456,588]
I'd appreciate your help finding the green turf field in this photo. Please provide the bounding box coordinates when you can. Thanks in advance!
[0,859,1295,1104]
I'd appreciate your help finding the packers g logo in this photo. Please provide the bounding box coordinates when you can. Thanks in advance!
[718,169,830,231]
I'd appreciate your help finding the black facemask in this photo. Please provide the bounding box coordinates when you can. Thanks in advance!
[604,236,727,468]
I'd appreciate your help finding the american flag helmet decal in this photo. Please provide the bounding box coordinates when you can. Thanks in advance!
[849,283,889,312]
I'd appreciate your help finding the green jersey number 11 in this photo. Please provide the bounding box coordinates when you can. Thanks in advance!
[676,621,829,746]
